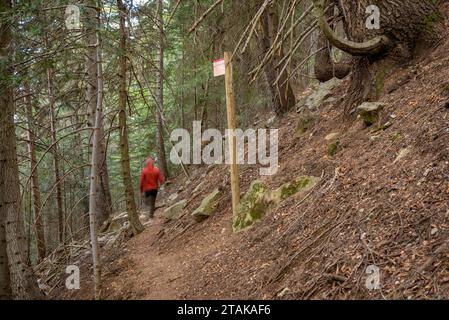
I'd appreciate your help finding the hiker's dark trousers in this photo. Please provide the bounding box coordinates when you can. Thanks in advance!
[144,189,158,218]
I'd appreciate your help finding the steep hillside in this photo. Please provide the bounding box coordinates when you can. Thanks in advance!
[52,14,449,301]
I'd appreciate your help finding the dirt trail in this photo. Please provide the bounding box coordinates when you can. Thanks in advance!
[101,215,189,300]
[97,201,236,300]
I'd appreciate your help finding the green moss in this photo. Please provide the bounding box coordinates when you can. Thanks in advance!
[361,112,377,126]
[164,199,187,220]
[328,140,340,157]
[372,121,392,133]
[276,177,313,201]
[391,132,402,141]
[419,11,444,33]
[374,67,387,99]
[233,177,320,232]
[295,114,315,137]
[371,121,392,135]
[233,181,270,232]
[192,188,221,221]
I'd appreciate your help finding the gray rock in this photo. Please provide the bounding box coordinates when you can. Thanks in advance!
[295,113,316,137]
[105,212,129,233]
[357,102,385,126]
[167,193,179,204]
[266,115,277,127]
[394,147,411,163]
[297,78,342,112]
[163,199,187,220]
[192,188,222,222]
[325,132,339,141]
[277,287,291,298]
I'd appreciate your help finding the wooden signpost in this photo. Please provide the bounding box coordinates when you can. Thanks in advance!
[214,52,240,217]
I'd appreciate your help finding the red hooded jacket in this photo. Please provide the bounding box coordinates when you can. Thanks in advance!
[140,158,164,193]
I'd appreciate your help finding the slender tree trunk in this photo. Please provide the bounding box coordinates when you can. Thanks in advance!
[260,2,296,116]
[85,0,113,226]
[155,0,169,178]
[24,84,46,262]
[117,0,144,235]
[46,67,65,244]
[180,42,185,129]
[42,10,64,244]
[200,80,209,133]
[0,0,41,299]
[88,32,104,301]
[72,112,89,239]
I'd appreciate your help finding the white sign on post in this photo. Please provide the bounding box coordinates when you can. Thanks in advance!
[213,58,225,77]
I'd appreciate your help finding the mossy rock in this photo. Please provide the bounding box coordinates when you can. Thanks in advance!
[296,113,316,137]
[270,176,320,203]
[105,212,129,233]
[233,181,271,232]
[233,177,320,232]
[304,78,341,110]
[192,188,221,222]
[394,147,412,163]
[163,199,187,220]
[328,140,340,157]
[325,132,339,142]
[357,102,385,126]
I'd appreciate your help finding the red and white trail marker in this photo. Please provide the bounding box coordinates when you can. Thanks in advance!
[213,58,225,77]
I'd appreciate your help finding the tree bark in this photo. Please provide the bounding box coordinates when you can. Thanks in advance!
[0,0,13,300]
[0,0,42,299]
[312,0,391,57]
[155,0,169,178]
[24,84,46,262]
[117,0,144,235]
[88,31,104,302]
[313,0,442,108]
[260,2,296,116]
[180,42,185,129]
[85,0,113,227]
[46,66,65,244]
[41,10,65,244]
[314,0,350,82]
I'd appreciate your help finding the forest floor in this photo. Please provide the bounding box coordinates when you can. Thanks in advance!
[52,9,449,300]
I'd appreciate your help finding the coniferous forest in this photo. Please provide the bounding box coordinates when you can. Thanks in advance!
[1,0,448,302]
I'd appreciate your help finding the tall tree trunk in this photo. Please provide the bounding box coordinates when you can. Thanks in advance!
[42,9,64,244]
[72,111,89,239]
[0,0,41,299]
[117,0,144,235]
[46,66,65,244]
[180,42,185,129]
[88,30,105,302]
[0,178,10,299]
[155,0,169,178]
[260,2,296,116]
[24,84,46,262]
[85,0,113,226]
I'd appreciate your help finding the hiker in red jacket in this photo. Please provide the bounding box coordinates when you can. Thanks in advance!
[140,157,164,220]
